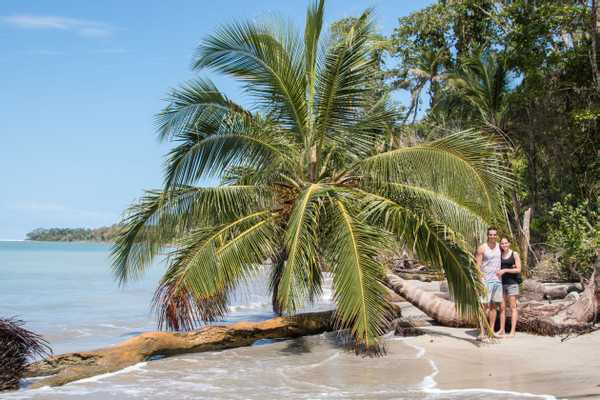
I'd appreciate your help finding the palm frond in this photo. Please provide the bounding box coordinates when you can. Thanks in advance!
[156,78,252,141]
[359,129,513,229]
[315,9,376,149]
[324,196,391,353]
[153,210,280,330]
[360,191,486,324]
[111,185,271,284]
[164,114,296,187]
[194,20,308,138]
[276,184,323,313]
[304,0,325,124]
[361,180,489,247]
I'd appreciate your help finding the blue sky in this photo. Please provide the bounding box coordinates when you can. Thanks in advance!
[0,0,433,240]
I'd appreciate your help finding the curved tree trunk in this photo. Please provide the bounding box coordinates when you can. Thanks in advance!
[25,311,334,389]
[386,256,600,335]
[385,273,471,327]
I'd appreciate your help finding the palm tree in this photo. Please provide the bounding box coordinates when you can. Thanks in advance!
[404,48,448,124]
[446,47,510,139]
[111,0,512,351]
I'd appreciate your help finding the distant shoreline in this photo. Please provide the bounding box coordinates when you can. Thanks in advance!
[25,226,120,243]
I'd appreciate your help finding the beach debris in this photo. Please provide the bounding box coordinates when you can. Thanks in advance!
[0,317,51,392]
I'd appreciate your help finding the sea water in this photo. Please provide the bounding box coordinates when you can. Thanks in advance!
[0,241,552,399]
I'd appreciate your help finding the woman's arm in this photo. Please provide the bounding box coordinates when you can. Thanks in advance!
[506,252,521,274]
[498,252,521,276]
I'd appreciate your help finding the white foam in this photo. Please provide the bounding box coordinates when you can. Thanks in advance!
[397,337,556,399]
[228,302,270,312]
[73,362,148,384]
[425,387,557,399]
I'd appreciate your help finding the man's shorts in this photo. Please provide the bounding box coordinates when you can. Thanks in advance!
[482,280,503,304]
[503,284,519,296]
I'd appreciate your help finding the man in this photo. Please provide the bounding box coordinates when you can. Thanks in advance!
[475,227,503,339]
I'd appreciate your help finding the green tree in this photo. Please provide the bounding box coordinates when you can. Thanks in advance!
[112,0,512,351]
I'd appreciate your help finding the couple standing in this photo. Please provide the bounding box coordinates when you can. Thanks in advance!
[476,227,522,338]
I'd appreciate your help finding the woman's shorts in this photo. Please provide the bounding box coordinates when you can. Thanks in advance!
[503,284,519,296]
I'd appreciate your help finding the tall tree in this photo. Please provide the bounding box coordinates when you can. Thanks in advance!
[112,0,512,351]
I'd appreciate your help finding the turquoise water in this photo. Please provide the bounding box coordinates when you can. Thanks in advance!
[1,241,552,400]
[0,241,275,355]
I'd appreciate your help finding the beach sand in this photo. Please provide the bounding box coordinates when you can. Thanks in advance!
[405,326,600,399]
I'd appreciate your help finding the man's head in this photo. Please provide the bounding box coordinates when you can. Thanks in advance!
[487,227,498,244]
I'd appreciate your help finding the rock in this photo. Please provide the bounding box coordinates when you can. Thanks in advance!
[440,281,449,293]
[391,319,426,337]
[565,291,580,301]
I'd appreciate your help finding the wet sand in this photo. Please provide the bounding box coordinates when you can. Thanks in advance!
[405,326,600,399]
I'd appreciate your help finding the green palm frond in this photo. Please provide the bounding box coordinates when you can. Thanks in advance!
[361,180,489,246]
[111,185,271,284]
[276,184,323,313]
[359,129,512,225]
[324,196,391,352]
[315,9,376,149]
[164,114,296,187]
[153,210,280,330]
[304,0,325,123]
[360,191,485,323]
[194,20,308,138]
[156,78,252,141]
[446,49,509,133]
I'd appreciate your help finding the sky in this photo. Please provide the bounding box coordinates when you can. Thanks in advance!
[0,0,433,240]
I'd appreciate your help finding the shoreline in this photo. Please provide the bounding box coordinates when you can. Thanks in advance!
[404,326,600,400]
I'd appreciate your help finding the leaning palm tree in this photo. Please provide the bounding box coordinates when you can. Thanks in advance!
[112,0,512,351]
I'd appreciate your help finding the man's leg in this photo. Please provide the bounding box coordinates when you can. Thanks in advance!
[498,297,506,336]
[488,303,497,335]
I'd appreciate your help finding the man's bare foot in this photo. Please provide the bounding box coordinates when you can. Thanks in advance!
[507,332,516,338]
[494,331,505,338]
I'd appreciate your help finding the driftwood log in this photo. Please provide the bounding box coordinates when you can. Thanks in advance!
[25,310,334,388]
[385,255,600,335]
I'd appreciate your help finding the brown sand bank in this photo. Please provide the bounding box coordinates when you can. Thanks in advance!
[406,326,600,399]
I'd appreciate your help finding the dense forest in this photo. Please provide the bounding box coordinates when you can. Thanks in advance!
[26,226,121,242]
[369,0,600,281]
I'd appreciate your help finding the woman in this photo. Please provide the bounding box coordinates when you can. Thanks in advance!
[497,237,521,337]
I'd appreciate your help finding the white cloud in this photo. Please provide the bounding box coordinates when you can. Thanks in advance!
[10,201,117,221]
[1,15,113,37]
[22,49,65,56]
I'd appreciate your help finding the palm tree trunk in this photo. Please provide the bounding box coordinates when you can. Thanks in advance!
[24,311,334,389]
[385,273,471,327]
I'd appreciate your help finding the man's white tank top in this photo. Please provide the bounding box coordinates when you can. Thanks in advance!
[481,243,501,282]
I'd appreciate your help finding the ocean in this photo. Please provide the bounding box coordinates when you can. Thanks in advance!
[0,241,553,399]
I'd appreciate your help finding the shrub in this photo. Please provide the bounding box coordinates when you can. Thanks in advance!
[547,195,600,281]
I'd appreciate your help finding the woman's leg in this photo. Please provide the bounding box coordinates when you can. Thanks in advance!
[509,295,518,336]
[498,296,506,336]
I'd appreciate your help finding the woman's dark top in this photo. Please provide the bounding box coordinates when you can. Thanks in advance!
[500,251,520,285]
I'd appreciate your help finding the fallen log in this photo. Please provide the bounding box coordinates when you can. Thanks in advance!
[25,310,334,388]
[385,273,471,327]
[385,255,600,336]
[522,280,582,301]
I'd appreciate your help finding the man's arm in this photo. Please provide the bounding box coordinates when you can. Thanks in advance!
[475,245,484,271]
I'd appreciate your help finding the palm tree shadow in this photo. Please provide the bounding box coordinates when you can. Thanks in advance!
[426,327,488,348]
[278,332,347,355]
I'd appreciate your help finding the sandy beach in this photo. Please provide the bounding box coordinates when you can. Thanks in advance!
[405,326,600,399]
